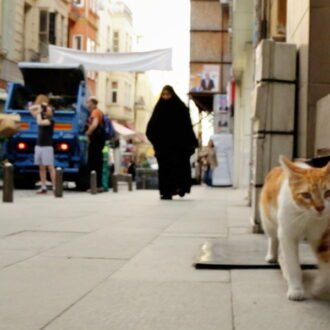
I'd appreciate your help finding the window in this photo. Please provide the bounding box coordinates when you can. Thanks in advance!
[107,27,111,51]
[124,82,131,107]
[87,38,96,80]
[73,35,83,50]
[111,81,118,104]
[87,38,96,52]
[39,10,49,56]
[113,31,119,52]
[73,0,84,7]
[61,16,66,46]
[125,33,129,52]
[106,78,111,105]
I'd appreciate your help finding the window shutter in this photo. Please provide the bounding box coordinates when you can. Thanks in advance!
[49,12,56,45]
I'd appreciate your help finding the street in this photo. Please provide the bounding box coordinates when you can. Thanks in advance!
[0,186,330,330]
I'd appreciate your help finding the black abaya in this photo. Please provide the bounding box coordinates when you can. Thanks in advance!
[146,87,198,197]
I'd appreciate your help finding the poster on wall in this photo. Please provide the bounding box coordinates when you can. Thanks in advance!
[213,94,230,134]
[190,64,220,92]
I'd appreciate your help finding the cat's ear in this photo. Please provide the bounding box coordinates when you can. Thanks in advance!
[279,155,303,175]
[323,162,330,174]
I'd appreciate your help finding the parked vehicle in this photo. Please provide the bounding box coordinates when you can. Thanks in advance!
[3,63,90,189]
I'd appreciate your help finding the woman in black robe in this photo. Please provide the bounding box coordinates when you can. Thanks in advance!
[146,85,198,200]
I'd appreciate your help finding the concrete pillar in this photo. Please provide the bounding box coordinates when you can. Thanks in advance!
[287,0,330,158]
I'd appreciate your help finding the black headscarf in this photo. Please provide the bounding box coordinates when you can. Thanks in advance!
[146,85,198,155]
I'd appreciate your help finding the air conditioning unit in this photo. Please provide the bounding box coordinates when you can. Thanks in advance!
[220,0,230,4]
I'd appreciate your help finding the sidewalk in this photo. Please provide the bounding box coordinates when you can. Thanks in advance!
[0,186,329,330]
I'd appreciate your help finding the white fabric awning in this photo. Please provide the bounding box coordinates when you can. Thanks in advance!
[113,121,136,137]
[49,45,172,72]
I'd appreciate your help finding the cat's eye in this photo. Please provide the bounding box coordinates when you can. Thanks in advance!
[301,192,312,199]
[324,190,330,198]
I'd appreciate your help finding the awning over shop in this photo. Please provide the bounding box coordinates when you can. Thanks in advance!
[189,92,215,112]
[125,123,148,143]
[49,45,172,72]
[113,121,136,137]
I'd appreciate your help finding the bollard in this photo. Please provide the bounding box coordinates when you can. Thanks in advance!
[112,174,118,193]
[54,167,63,198]
[3,163,13,203]
[142,175,147,189]
[128,174,133,191]
[90,170,97,195]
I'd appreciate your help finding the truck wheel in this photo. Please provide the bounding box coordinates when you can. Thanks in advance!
[75,166,89,191]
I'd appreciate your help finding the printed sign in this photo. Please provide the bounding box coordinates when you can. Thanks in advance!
[190,64,220,92]
[213,94,230,133]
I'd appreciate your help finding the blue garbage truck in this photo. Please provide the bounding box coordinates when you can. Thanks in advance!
[3,63,91,189]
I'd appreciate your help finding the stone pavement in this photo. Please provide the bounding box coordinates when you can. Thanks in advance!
[0,186,329,330]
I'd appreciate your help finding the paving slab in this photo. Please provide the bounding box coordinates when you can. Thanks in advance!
[227,205,251,228]
[1,187,329,330]
[0,230,85,253]
[164,210,228,236]
[42,227,160,260]
[112,236,230,282]
[0,250,37,269]
[231,270,330,330]
[35,215,134,234]
[0,256,125,330]
[44,280,232,330]
[0,225,32,238]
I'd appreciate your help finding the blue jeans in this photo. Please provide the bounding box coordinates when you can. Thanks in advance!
[203,168,213,186]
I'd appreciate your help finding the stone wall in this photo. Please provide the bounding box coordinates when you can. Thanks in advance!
[287,0,330,157]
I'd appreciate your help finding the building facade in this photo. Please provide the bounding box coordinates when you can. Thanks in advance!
[228,0,330,230]
[0,0,69,110]
[189,0,232,145]
[231,0,254,188]
[68,0,98,94]
[96,0,154,155]
[286,0,330,158]
[96,0,113,113]
[104,1,135,124]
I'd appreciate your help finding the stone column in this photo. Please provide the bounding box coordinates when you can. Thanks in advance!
[287,0,330,158]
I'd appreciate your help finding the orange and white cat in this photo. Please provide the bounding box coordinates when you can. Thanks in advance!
[260,156,330,301]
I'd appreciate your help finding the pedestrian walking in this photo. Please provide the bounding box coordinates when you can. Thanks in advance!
[146,85,198,200]
[29,95,55,194]
[200,138,218,187]
[86,97,106,192]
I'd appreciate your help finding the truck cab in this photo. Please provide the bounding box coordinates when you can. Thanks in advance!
[4,63,90,189]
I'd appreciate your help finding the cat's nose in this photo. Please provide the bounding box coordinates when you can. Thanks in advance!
[315,205,325,213]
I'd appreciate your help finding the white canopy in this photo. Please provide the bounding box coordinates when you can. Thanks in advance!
[112,121,136,137]
[49,45,172,72]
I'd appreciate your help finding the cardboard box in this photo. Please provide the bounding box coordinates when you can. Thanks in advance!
[255,39,297,82]
[0,114,21,137]
[252,81,295,132]
[252,133,294,186]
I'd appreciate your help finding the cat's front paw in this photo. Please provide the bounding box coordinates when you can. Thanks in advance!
[265,254,278,263]
[287,288,305,301]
